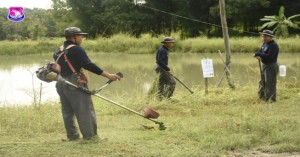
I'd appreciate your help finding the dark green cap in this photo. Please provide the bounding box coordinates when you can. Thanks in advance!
[62,27,88,36]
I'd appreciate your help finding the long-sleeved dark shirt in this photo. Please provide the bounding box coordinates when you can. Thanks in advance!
[255,40,279,64]
[53,40,103,77]
[155,45,170,71]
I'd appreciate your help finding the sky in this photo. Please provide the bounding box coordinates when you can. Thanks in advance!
[0,0,53,9]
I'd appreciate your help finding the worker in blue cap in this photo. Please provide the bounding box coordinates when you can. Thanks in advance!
[254,30,279,103]
[154,37,176,101]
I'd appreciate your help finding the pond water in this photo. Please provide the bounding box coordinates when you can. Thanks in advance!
[0,53,299,106]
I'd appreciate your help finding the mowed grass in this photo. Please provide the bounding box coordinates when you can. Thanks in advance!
[0,83,300,157]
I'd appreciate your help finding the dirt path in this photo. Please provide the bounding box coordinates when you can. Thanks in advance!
[252,152,300,157]
[224,151,300,157]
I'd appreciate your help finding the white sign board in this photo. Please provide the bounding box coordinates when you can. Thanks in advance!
[201,58,214,78]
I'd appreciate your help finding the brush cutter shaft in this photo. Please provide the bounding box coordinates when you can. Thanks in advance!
[57,76,93,94]
[170,74,194,94]
[93,93,163,125]
[159,68,194,94]
[258,60,263,77]
[94,93,144,117]
[57,75,164,126]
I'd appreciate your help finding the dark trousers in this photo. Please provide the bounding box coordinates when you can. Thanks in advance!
[156,71,176,100]
[56,76,97,140]
[258,63,278,102]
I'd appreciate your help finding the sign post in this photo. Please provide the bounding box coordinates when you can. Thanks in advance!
[201,58,214,95]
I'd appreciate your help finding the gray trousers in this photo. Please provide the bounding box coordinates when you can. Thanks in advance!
[56,75,97,140]
[258,63,278,102]
[157,71,176,100]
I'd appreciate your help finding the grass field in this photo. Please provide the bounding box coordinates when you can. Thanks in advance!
[1,83,300,157]
[0,34,299,55]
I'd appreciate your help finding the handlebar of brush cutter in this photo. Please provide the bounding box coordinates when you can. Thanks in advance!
[91,72,123,94]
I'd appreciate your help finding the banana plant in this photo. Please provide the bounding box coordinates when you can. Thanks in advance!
[260,6,300,37]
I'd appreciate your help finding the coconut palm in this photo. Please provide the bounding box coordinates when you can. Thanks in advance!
[260,6,300,37]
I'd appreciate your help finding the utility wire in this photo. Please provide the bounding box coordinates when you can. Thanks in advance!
[128,1,260,36]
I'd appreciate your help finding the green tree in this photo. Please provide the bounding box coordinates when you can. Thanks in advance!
[209,0,270,36]
[52,0,78,36]
[0,8,63,41]
[260,6,300,37]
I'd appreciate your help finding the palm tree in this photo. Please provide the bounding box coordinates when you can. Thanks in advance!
[260,6,300,37]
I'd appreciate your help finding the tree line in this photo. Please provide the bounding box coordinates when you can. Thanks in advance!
[0,0,299,41]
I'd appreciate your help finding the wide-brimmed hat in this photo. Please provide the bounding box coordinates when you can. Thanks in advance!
[260,30,274,37]
[161,37,175,43]
[62,27,88,36]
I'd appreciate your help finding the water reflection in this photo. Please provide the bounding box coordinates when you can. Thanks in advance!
[0,65,58,106]
[0,53,298,106]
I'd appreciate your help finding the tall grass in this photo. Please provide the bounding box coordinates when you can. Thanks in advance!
[0,34,299,55]
[0,84,299,156]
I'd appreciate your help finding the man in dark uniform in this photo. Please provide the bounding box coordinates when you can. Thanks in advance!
[254,30,279,102]
[53,27,120,141]
[155,37,176,100]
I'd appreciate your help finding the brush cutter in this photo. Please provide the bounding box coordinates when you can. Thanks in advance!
[35,64,166,130]
[56,75,166,130]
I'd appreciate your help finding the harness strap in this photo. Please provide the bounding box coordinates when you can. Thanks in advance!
[58,44,88,84]
[56,45,77,74]
[56,44,77,73]
[55,48,64,63]
[55,45,75,63]
[66,45,88,84]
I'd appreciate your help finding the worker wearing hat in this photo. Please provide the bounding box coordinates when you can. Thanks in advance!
[53,27,121,141]
[154,37,176,100]
[254,30,279,102]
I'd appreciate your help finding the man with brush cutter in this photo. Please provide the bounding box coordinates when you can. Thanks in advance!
[36,27,166,133]
[254,30,279,103]
[154,37,177,101]
[53,27,121,141]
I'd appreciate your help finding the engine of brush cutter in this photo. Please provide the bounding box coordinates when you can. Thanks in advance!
[36,62,61,82]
